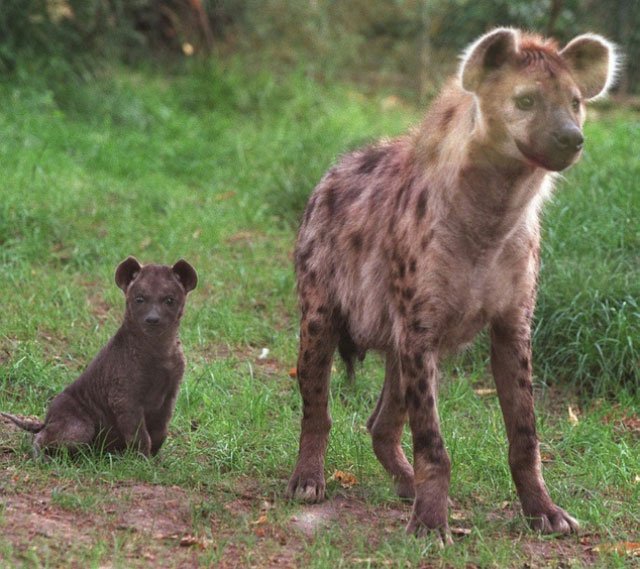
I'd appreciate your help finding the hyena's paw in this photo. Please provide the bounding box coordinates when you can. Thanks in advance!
[406,498,452,546]
[286,466,326,503]
[527,505,579,535]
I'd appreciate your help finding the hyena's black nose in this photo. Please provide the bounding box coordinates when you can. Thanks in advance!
[145,314,160,325]
[553,126,584,152]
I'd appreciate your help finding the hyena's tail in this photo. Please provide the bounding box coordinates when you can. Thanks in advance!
[0,412,44,433]
[337,330,366,383]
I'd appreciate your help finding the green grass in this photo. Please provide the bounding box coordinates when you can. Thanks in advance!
[0,61,638,567]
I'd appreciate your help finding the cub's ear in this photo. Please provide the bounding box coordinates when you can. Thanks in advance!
[172,260,198,293]
[115,256,142,292]
[460,27,519,93]
[560,34,620,100]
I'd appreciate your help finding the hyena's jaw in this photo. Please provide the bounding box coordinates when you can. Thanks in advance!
[515,139,582,172]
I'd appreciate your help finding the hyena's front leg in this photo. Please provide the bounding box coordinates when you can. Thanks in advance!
[401,344,452,543]
[490,319,579,534]
[367,353,415,500]
[286,301,337,503]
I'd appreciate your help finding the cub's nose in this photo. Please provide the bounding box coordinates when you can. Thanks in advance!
[145,314,160,325]
[552,126,584,153]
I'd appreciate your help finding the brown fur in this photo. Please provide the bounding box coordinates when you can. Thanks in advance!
[286,28,618,540]
[3,257,197,458]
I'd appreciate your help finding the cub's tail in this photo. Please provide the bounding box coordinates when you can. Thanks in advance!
[1,412,44,433]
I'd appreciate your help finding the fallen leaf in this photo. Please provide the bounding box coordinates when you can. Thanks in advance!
[568,405,580,425]
[473,388,497,396]
[251,514,268,526]
[593,542,640,557]
[288,367,297,378]
[258,348,270,360]
[192,228,202,239]
[179,535,198,547]
[329,470,358,488]
[634,475,640,485]
[619,415,640,433]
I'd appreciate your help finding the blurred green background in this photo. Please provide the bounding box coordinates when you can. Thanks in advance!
[2,0,639,99]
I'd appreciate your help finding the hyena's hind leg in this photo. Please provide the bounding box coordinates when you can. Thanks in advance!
[367,354,414,499]
[34,415,95,458]
[286,295,338,503]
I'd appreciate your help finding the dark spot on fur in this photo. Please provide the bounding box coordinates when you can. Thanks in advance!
[398,261,406,279]
[314,386,323,395]
[398,302,407,317]
[515,424,537,439]
[318,354,330,369]
[307,320,322,336]
[307,270,317,286]
[520,356,530,370]
[421,229,434,251]
[441,106,456,128]
[425,395,434,408]
[415,189,427,221]
[351,232,363,252]
[302,350,311,363]
[518,376,534,395]
[402,287,416,301]
[325,185,338,217]
[417,377,427,393]
[316,305,329,315]
[405,386,421,410]
[413,429,445,463]
[408,258,417,274]
[358,146,386,175]
[296,241,315,273]
[414,352,424,372]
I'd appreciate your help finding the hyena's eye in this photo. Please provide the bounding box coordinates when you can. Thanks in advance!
[571,97,581,112]
[135,295,145,304]
[164,297,175,306]
[515,95,535,111]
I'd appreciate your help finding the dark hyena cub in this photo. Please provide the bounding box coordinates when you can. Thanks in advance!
[2,257,197,457]
[286,28,618,540]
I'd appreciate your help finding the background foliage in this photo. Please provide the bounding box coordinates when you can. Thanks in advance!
[1,0,639,96]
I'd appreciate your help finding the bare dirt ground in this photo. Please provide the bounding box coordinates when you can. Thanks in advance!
[0,415,614,568]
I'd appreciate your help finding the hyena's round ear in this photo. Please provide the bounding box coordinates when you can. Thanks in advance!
[115,256,142,292]
[172,260,198,293]
[560,34,620,100]
[460,27,519,93]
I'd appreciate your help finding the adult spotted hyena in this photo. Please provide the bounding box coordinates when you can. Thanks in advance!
[286,28,618,540]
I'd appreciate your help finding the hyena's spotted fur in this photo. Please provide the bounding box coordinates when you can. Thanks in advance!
[287,28,618,540]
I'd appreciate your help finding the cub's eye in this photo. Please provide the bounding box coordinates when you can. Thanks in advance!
[515,95,535,111]
[572,97,581,112]
[164,297,175,306]
[135,296,145,304]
